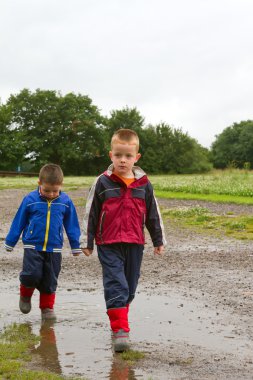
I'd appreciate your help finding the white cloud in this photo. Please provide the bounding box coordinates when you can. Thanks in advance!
[1,0,253,147]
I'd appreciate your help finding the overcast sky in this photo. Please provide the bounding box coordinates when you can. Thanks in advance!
[1,0,253,147]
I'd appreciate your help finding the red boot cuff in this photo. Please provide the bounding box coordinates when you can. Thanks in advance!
[20,284,35,297]
[40,293,55,309]
[107,307,130,333]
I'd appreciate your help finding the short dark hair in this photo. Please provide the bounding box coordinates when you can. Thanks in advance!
[39,164,63,185]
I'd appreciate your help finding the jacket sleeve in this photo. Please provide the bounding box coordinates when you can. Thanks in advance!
[5,197,29,251]
[63,199,82,255]
[79,177,102,250]
[145,181,167,247]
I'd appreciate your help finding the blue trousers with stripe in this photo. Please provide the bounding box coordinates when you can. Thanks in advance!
[20,248,62,294]
[97,243,144,309]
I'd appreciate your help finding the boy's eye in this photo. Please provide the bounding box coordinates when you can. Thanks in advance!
[44,190,57,193]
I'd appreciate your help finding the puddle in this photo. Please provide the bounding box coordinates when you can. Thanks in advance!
[0,287,252,379]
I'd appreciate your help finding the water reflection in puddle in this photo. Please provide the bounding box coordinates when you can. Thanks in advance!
[31,319,62,374]
[0,289,252,379]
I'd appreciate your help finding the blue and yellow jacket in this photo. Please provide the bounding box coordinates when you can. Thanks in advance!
[5,188,82,254]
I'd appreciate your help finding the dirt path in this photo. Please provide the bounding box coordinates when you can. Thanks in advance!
[1,189,253,379]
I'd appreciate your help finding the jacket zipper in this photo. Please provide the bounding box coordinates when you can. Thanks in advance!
[142,213,146,231]
[99,211,105,243]
[42,200,52,251]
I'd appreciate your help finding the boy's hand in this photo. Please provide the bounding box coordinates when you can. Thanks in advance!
[154,245,164,256]
[82,248,93,256]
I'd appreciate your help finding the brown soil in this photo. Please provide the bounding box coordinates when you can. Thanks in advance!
[1,189,253,380]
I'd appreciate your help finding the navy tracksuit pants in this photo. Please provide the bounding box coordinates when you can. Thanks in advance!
[20,248,62,294]
[97,243,144,309]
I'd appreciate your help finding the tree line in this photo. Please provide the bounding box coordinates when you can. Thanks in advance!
[0,89,252,174]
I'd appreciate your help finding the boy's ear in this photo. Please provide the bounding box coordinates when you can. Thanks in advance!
[135,153,141,162]
[38,180,41,186]
[109,151,113,160]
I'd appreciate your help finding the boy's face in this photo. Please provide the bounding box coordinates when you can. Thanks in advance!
[38,181,62,200]
[109,141,141,177]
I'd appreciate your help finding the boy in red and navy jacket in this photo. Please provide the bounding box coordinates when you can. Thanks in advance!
[80,129,167,352]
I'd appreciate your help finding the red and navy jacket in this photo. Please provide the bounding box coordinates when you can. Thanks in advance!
[80,165,167,250]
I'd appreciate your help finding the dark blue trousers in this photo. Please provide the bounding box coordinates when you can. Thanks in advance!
[97,243,144,309]
[20,249,62,294]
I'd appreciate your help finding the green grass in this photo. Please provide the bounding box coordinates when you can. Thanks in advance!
[119,349,145,364]
[149,169,253,197]
[151,169,253,204]
[162,206,253,240]
[155,190,253,204]
[0,176,95,191]
[0,323,83,380]
[1,169,253,205]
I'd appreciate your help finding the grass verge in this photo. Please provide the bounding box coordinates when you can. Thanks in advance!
[1,172,253,205]
[155,190,253,205]
[162,206,253,240]
[0,177,95,191]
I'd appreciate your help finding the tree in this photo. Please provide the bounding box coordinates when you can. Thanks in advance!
[140,125,161,173]
[0,102,26,170]
[3,89,107,174]
[211,120,253,168]
[141,123,211,174]
[106,107,145,138]
[1,89,212,175]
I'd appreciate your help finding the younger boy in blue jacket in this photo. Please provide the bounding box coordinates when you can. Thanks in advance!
[5,164,82,320]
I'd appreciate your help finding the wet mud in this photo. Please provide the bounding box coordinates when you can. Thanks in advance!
[1,189,253,379]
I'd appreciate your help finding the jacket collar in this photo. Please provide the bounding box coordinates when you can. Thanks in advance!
[106,164,146,180]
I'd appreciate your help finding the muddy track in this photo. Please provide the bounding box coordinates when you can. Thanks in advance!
[1,188,253,379]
